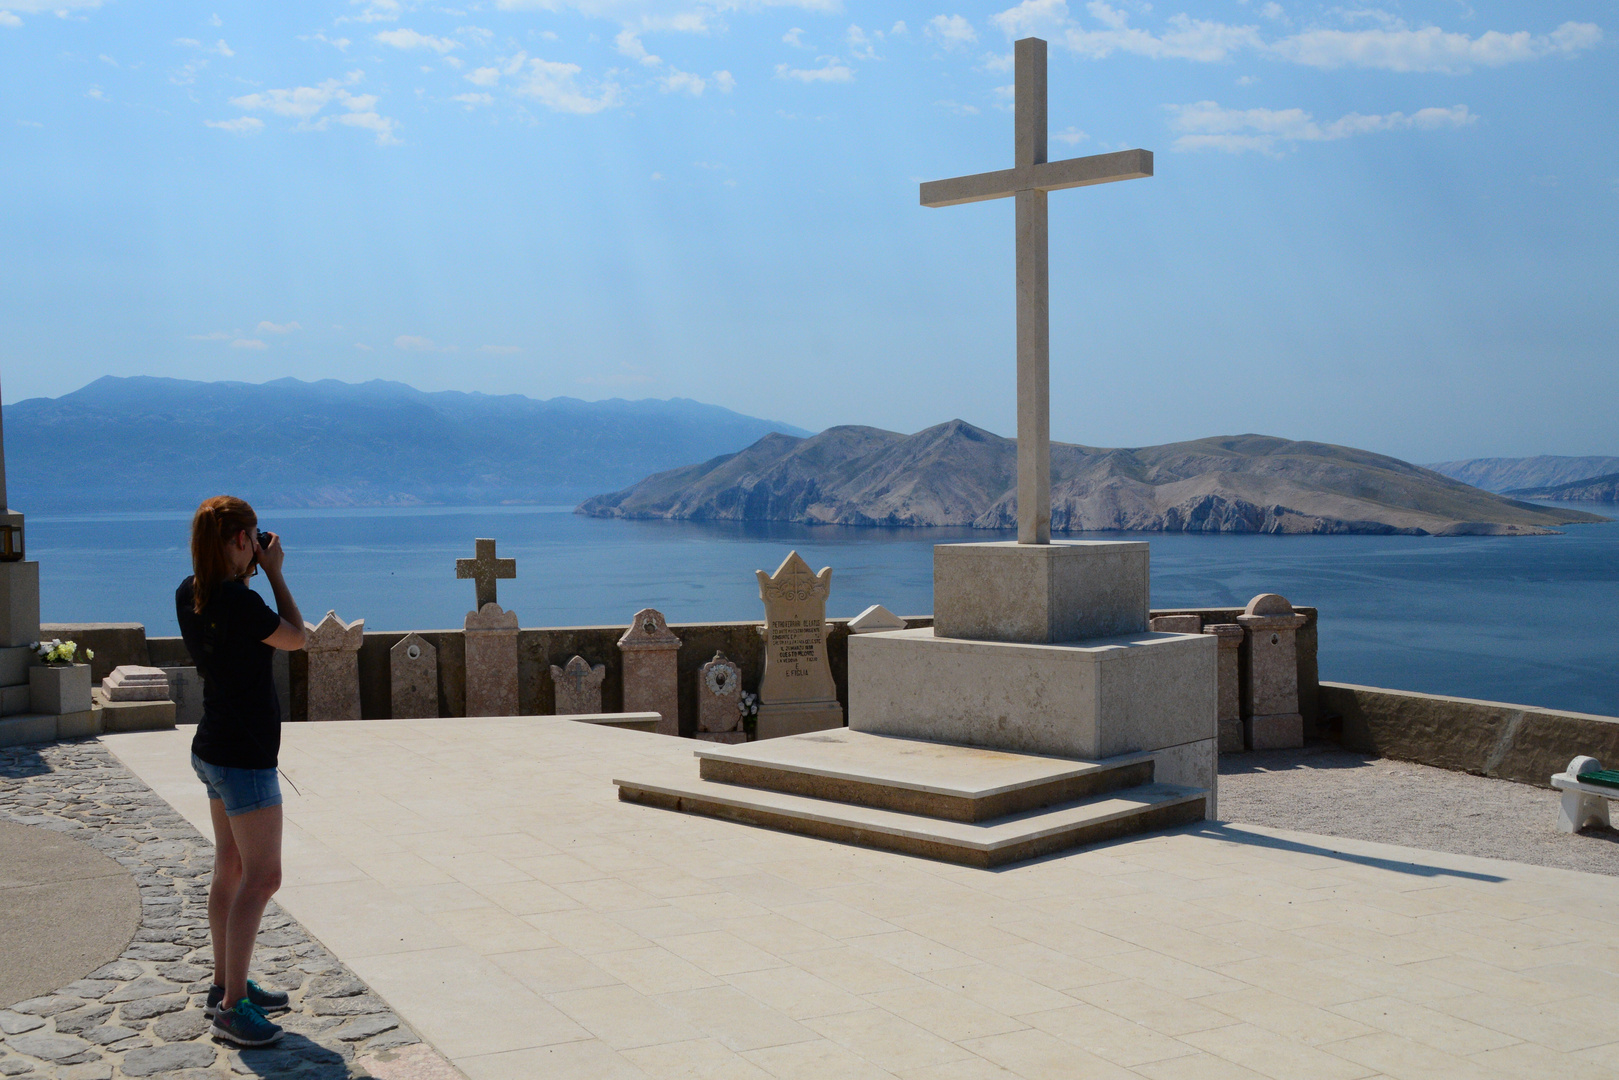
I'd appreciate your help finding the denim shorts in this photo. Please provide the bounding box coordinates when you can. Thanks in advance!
[191,753,283,817]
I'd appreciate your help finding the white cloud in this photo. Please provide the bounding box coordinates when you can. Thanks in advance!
[1167,100,1476,154]
[937,99,980,115]
[395,335,455,352]
[0,0,102,16]
[342,0,402,24]
[375,28,458,53]
[189,332,232,341]
[775,59,854,83]
[0,11,20,26]
[458,25,493,45]
[847,24,880,60]
[354,342,374,351]
[782,27,806,47]
[309,32,351,50]
[988,2,1602,74]
[205,116,263,134]
[231,338,268,350]
[509,57,622,113]
[257,320,300,333]
[1268,21,1602,73]
[466,66,501,86]
[85,86,108,101]
[1054,125,1087,144]
[615,29,661,65]
[480,344,521,354]
[229,72,400,144]
[451,92,493,106]
[712,69,735,92]
[927,14,979,49]
[891,20,907,35]
[660,68,705,94]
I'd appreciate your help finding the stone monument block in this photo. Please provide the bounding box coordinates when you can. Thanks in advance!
[754,551,843,739]
[848,604,907,634]
[618,608,682,737]
[30,663,92,715]
[1237,594,1308,750]
[390,633,439,720]
[551,655,606,715]
[933,541,1149,644]
[305,611,364,722]
[1204,624,1245,753]
[0,561,40,648]
[465,603,519,717]
[696,652,747,743]
[102,666,170,702]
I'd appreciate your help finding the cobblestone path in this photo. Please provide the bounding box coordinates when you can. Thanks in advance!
[0,740,438,1080]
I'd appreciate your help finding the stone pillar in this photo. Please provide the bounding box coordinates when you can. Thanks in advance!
[617,608,682,737]
[0,560,39,719]
[305,611,364,722]
[465,603,518,717]
[390,632,439,719]
[696,652,747,743]
[1237,594,1309,750]
[1204,624,1245,753]
[551,655,605,715]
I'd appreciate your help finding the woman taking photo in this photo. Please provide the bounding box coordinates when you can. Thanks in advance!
[176,496,306,1047]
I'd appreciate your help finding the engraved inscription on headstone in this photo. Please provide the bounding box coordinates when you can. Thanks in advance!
[696,651,747,743]
[618,607,682,737]
[550,654,606,715]
[754,551,842,739]
[390,632,439,719]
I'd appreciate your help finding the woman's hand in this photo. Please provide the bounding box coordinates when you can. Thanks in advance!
[256,531,286,577]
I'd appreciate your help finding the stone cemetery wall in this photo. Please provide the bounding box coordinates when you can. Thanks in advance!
[1322,682,1619,787]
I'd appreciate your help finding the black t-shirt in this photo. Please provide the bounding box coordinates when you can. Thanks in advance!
[176,576,283,770]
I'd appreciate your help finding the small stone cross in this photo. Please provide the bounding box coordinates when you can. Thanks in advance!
[921,37,1152,545]
[456,538,516,610]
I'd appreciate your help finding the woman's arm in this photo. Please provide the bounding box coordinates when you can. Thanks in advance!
[256,533,307,651]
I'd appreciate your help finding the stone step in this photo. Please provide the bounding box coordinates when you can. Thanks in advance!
[614,768,1206,869]
[694,729,1155,822]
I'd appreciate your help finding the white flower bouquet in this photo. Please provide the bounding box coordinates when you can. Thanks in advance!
[31,639,93,665]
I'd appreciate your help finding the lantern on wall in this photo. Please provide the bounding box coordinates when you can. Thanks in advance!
[0,511,23,562]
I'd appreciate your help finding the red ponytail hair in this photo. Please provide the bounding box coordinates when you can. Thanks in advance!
[189,495,257,614]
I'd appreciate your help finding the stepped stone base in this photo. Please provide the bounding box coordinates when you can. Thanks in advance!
[615,729,1208,868]
[93,690,177,734]
[0,709,98,748]
[755,700,843,740]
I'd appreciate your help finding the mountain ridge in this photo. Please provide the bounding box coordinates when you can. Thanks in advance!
[1425,455,1619,493]
[579,421,1607,536]
[1505,472,1619,502]
[4,376,811,511]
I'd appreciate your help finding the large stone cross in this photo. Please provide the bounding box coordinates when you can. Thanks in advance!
[921,37,1152,545]
[456,538,516,610]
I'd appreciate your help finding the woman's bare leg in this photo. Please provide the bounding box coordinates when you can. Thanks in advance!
[220,804,283,1009]
[207,798,242,992]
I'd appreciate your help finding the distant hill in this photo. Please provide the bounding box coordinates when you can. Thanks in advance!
[1425,456,1619,493]
[4,377,810,511]
[579,422,1607,536]
[1506,472,1619,502]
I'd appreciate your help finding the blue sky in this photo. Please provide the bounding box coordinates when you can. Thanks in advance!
[1,0,1612,463]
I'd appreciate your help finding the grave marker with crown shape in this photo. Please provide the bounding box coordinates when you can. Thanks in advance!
[754,551,842,739]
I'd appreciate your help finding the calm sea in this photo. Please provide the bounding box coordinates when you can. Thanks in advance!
[30,503,1619,718]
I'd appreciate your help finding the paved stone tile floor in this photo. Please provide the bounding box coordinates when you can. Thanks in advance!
[73,718,1619,1080]
[0,741,457,1080]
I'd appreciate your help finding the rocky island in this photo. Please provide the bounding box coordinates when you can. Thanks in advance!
[1506,472,1619,502]
[578,421,1608,536]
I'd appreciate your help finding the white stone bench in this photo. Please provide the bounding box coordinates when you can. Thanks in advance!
[1551,755,1618,833]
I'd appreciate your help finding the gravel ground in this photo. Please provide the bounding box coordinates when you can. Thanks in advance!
[0,740,438,1080]
[1220,743,1619,877]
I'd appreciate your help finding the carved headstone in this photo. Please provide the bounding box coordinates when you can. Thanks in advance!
[305,611,364,722]
[755,551,842,739]
[848,604,907,635]
[696,652,746,743]
[456,538,516,610]
[1237,594,1308,750]
[465,603,519,717]
[1204,623,1245,753]
[550,655,606,715]
[390,632,439,719]
[618,608,682,736]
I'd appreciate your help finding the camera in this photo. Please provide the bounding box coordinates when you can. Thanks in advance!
[256,530,271,548]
